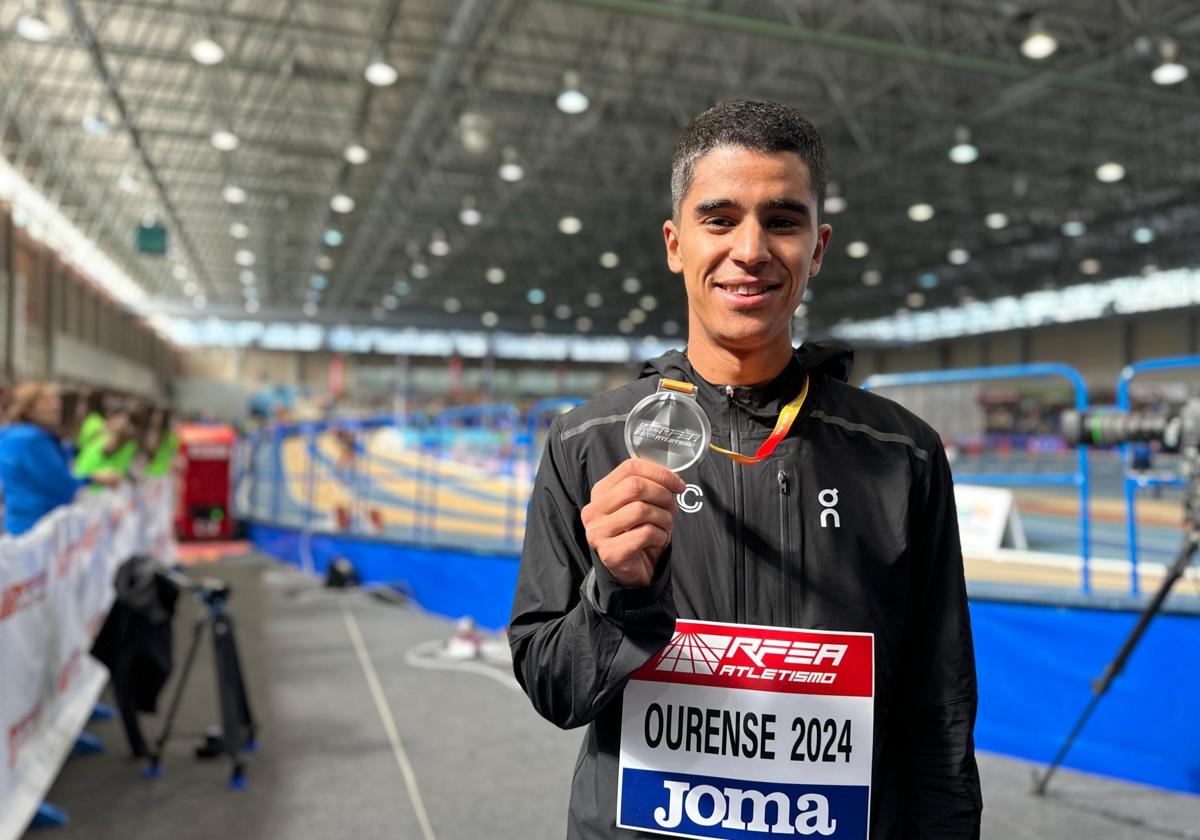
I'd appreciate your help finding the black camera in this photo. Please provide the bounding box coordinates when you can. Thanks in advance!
[1060,399,1200,453]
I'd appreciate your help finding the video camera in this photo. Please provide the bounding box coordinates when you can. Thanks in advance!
[1061,399,1200,453]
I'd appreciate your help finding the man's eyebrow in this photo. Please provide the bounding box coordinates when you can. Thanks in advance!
[762,197,811,215]
[692,198,742,215]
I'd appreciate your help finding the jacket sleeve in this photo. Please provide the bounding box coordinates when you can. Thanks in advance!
[902,441,983,839]
[508,417,677,730]
[23,432,88,506]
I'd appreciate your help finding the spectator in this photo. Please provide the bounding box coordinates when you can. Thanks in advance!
[74,404,140,482]
[0,381,119,536]
[75,388,108,451]
[143,408,180,479]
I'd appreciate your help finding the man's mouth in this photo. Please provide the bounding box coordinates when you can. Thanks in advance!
[713,281,783,299]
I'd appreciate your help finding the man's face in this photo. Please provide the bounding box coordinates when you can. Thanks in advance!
[663,146,831,357]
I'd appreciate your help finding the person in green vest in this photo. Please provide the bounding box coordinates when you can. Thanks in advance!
[143,408,180,478]
[74,389,108,453]
[74,406,139,482]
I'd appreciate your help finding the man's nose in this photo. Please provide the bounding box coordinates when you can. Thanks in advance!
[730,219,770,266]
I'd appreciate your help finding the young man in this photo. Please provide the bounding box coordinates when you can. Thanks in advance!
[510,100,981,839]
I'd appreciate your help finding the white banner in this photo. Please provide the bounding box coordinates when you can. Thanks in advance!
[0,478,174,840]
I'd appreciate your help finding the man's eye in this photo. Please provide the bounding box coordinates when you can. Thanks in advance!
[768,217,800,229]
[704,217,734,227]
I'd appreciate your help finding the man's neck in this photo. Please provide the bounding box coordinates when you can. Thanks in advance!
[687,340,793,387]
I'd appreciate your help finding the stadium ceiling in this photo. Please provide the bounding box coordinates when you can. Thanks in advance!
[1,0,1199,343]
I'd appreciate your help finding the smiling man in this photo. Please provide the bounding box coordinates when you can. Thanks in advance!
[510,100,981,839]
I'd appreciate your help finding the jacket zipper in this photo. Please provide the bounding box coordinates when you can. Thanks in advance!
[777,468,792,625]
[726,385,745,623]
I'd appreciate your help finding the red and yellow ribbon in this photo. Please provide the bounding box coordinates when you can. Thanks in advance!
[660,376,809,465]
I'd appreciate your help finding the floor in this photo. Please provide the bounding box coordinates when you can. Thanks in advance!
[28,553,1199,840]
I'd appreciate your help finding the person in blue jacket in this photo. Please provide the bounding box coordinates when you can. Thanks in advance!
[0,381,119,536]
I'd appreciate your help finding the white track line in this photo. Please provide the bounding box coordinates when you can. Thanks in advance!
[341,605,438,840]
[402,639,522,692]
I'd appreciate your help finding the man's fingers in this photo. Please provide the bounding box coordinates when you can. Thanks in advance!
[603,522,671,564]
[585,500,676,543]
[590,458,686,502]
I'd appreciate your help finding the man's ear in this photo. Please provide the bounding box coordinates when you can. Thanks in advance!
[809,223,832,277]
[663,219,684,274]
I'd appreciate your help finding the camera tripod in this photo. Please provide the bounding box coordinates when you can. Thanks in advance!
[145,573,257,789]
[1033,422,1200,795]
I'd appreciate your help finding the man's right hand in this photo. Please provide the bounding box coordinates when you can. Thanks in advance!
[581,458,686,588]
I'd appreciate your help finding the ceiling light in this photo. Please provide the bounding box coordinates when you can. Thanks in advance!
[639,295,657,311]
[235,249,255,266]
[17,1,55,42]
[985,212,1009,230]
[531,314,547,329]
[1095,161,1125,183]
[310,274,328,290]
[1132,226,1156,244]
[907,203,935,222]
[330,194,356,214]
[210,129,239,151]
[481,311,499,328]
[948,126,978,164]
[947,248,970,265]
[629,309,647,325]
[323,229,344,247]
[556,71,590,114]
[1079,258,1101,275]
[485,266,506,284]
[222,184,247,205]
[1021,20,1058,60]
[861,270,882,287]
[906,292,926,308]
[794,304,807,319]
[190,33,226,66]
[82,99,111,135]
[575,316,593,332]
[554,304,572,320]
[846,241,869,259]
[245,299,260,314]
[393,280,411,296]
[344,143,370,165]
[171,264,188,281]
[662,320,680,336]
[429,231,450,257]
[117,166,141,194]
[382,294,398,309]
[823,182,847,215]
[458,112,492,155]
[599,251,620,269]
[239,270,256,285]
[527,288,546,305]
[919,272,939,289]
[585,291,603,308]
[1152,39,1189,85]
[622,276,641,294]
[618,319,634,334]
[364,48,398,86]
[459,196,482,226]
[443,297,462,314]
[410,261,429,279]
[1061,219,1087,237]
[315,254,334,271]
[303,301,318,317]
[230,221,249,239]
[558,215,582,235]
[498,147,524,182]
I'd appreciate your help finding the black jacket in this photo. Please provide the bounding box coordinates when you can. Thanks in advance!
[510,344,982,839]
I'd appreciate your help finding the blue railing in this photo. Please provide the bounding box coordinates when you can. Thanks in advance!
[1115,355,1200,594]
[863,363,1093,592]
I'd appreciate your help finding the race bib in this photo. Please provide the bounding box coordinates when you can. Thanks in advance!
[617,620,874,839]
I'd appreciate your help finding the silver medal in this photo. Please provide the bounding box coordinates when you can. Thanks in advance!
[624,380,711,472]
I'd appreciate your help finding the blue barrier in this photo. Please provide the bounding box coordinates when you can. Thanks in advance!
[1116,355,1200,594]
[863,364,1092,592]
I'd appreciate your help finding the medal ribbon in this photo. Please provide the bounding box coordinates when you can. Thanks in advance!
[660,376,809,465]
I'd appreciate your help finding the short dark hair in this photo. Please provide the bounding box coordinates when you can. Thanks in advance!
[671,99,827,221]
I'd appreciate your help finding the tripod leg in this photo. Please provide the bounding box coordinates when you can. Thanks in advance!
[146,615,209,777]
[1033,535,1198,795]
[212,612,249,789]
